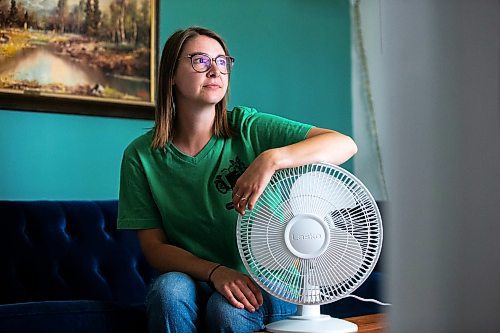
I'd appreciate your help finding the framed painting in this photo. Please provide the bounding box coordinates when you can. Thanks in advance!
[0,0,157,119]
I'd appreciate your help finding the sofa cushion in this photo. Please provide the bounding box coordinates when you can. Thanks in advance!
[0,201,157,305]
[0,300,146,333]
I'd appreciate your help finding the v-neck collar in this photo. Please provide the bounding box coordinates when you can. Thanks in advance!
[168,135,219,165]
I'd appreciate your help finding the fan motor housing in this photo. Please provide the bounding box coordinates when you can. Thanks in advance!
[284,213,330,259]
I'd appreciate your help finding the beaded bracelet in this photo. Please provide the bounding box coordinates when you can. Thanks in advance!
[207,264,223,288]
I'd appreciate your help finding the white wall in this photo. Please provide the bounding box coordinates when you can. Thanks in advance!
[374,0,500,331]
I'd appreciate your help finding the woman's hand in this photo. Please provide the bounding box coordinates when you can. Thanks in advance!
[232,150,278,215]
[211,266,264,312]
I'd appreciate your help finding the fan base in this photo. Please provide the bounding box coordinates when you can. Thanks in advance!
[266,316,358,333]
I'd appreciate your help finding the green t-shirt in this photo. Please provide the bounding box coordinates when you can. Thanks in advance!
[117,106,313,273]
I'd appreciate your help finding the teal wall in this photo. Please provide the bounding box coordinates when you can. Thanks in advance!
[0,0,351,200]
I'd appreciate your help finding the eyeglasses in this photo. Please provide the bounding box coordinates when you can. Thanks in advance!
[181,53,235,74]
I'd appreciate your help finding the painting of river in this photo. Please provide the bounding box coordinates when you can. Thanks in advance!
[0,0,156,113]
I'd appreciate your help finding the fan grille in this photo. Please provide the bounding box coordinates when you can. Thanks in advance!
[237,163,382,305]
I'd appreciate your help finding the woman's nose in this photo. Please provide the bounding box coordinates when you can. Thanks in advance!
[207,61,221,77]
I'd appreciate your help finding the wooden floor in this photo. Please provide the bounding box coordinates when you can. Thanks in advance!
[345,313,386,333]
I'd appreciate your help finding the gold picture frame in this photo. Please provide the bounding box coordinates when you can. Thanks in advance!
[0,0,157,120]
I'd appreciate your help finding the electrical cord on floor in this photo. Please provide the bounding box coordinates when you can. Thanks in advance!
[344,294,392,306]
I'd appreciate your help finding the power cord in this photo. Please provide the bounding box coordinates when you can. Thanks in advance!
[344,294,391,306]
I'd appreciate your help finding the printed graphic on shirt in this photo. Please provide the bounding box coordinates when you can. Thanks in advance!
[214,156,247,209]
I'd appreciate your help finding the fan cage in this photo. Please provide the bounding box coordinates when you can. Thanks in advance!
[237,163,383,305]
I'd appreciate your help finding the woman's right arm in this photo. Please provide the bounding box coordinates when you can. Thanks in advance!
[137,228,263,312]
[137,228,217,281]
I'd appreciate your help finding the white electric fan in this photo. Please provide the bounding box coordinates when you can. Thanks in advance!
[237,163,382,333]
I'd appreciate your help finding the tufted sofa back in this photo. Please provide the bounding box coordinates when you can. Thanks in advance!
[0,200,158,306]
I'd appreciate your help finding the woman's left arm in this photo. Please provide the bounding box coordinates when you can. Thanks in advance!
[232,127,358,214]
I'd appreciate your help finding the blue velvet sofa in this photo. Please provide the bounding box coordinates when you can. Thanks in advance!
[0,200,385,333]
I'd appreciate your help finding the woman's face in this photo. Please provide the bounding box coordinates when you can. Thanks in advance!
[173,35,229,109]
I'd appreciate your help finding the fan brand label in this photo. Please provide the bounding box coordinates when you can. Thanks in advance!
[292,233,323,240]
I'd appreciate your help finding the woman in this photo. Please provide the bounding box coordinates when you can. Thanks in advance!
[118,26,357,333]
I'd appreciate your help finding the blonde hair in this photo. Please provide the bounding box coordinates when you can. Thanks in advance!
[152,27,235,149]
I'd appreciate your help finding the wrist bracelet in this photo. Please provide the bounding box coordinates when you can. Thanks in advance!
[208,264,223,283]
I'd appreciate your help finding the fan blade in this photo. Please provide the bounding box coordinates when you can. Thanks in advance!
[313,227,364,286]
[242,204,288,275]
[288,172,357,217]
[248,226,283,273]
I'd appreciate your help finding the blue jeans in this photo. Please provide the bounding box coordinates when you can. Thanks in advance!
[145,272,297,333]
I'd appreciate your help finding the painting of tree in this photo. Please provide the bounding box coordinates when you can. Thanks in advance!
[0,0,156,118]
